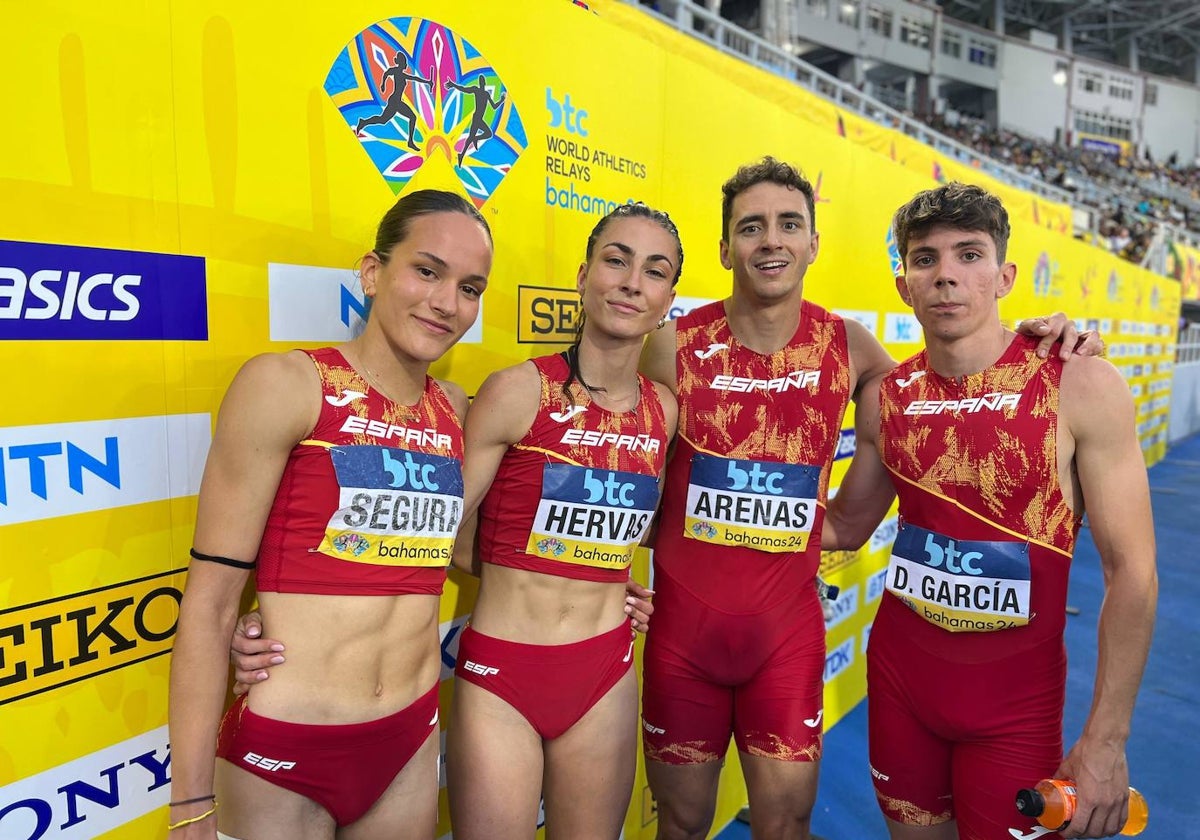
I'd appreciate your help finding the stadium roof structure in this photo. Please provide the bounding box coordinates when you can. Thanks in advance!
[936,0,1200,82]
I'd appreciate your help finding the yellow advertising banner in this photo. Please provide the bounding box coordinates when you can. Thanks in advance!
[1168,240,1200,301]
[0,1,1178,838]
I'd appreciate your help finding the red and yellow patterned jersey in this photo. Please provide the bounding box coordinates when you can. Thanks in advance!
[479,353,669,583]
[876,333,1082,661]
[654,299,851,613]
[257,347,464,596]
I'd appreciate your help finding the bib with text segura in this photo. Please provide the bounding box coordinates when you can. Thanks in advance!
[684,453,819,553]
[319,444,463,567]
[887,523,1031,632]
[527,463,661,571]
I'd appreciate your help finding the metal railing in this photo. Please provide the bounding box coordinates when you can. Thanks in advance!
[624,0,1073,205]
[1178,323,1200,366]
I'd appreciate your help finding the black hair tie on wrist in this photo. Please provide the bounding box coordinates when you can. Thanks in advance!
[169,794,216,807]
[189,548,256,570]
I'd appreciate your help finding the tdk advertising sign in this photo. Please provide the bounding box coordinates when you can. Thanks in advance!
[0,240,207,340]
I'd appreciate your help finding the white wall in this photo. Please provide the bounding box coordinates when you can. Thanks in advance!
[791,6,860,55]
[1142,76,1200,163]
[1071,58,1141,120]
[934,21,1000,88]
[1169,363,1200,443]
[997,40,1065,141]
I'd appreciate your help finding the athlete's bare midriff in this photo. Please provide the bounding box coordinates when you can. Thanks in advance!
[470,563,627,645]
[246,590,440,724]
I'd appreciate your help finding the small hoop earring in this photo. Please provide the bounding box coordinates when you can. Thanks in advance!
[657,317,667,330]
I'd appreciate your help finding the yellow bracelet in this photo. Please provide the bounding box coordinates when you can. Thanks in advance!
[166,800,218,831]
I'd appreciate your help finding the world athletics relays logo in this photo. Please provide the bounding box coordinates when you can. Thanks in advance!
[324,18,527,206]
[885,225,904,278]
[1033,252,1053,297]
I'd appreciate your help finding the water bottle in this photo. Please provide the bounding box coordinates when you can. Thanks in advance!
[1015,778,1148,836]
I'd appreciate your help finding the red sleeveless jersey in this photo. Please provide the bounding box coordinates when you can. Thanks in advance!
[256,347,464,596]
[478,354,669,583]
[654,300,851,612]
[875,334,1081,662]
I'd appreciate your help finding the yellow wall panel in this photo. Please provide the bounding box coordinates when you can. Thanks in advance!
[0,2,1177,838]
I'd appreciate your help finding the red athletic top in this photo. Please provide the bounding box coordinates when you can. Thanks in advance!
[875,334,1081,662]
[256,347,464,596]
[653,300,851,613]
[478,354,669,583]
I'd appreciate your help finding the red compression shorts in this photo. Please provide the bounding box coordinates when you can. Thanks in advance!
[867,627,1066,839]
[641,574,825,764]
[215,684,438,826]
[453,622,635,740]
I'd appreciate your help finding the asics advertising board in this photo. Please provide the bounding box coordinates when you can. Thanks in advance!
[0,240,206,341]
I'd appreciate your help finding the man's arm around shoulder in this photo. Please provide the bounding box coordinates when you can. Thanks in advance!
[640,319,678,394]
[822,374,895,551]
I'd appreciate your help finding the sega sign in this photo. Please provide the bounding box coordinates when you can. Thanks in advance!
[0,240,206,340]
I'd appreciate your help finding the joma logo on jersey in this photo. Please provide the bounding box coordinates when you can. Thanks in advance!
[904,393,1021,415]
[462,660,499,676]
[560,429,660,452]
[549,405,587,423]
[243,752,296,771]
[710,370,820,393]
[340,416,452,450]
[326,389,366,407]
[0,570,183,705]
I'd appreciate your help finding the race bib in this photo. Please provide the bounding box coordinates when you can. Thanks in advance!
[886,523,1031,632]
[318,445,463,567]
[684,453,819,553]
[527,463,660,570]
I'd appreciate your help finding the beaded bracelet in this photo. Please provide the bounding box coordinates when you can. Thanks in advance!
[169,794,215,807]
[167,801,218,831]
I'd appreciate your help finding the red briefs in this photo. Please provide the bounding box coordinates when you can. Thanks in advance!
[454,622,635,740]
[867,621,1066,837]
[641,573,825,764]
[215,684,439,826]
